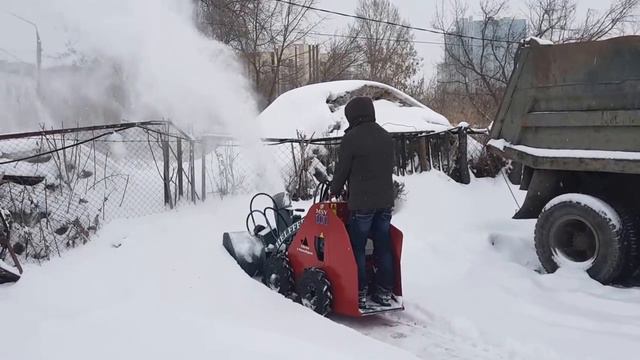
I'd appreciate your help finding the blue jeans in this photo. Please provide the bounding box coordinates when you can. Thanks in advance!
[347,208,394,292]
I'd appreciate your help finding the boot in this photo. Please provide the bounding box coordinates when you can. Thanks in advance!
[371,286,392,307]
[358,286,368,310]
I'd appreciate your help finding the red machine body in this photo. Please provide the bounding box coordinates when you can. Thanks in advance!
[287,201,403,317]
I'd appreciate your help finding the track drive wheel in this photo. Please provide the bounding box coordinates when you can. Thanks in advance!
[297,268,332,316]
[262,254,294,295]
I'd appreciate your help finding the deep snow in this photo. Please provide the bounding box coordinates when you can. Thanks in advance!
[0,196,418,360]
[3,172,640,360]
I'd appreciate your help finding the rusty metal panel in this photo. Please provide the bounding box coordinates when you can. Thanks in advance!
[500,147,640,174]
[523,110,640,128]
[490,36,640,173]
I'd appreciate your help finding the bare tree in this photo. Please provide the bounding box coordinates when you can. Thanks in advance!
[266,0,319,103]
[527,0,640,43]
[434,0,524,125]
[526,0,575,43]
[196,0,318,106]
[433,0,639,126]
[352,0,422,92]
[318,31,362,82]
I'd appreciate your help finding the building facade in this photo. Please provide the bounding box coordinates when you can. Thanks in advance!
[437,17,527,92]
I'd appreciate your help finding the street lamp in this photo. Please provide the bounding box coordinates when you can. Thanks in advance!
[7,12,42,92]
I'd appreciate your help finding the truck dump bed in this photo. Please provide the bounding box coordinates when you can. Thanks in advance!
[489,36,640,174]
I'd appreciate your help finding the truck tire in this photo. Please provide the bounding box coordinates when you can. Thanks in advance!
[614,206,640,283]
[535,194,637,284]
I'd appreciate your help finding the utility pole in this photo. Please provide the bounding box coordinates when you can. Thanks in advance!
[7,12,42,94]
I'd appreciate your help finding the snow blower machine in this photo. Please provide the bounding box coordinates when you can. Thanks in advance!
[222,182,404,317]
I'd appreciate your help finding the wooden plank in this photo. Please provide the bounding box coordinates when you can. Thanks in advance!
[501,147,640,174]
[417,137,429,172]
[524,110,640,128]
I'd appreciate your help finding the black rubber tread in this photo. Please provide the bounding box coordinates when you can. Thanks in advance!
[297,268,333,316]
[613,204,640,283]
[535,196,626,284]
[262,254,294,295]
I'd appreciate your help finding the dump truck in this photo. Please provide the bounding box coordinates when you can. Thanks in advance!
[488,36,640,285]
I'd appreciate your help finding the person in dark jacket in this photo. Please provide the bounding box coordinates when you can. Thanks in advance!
[330,96,395,309]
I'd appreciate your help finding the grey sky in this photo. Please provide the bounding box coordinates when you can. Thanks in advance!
[0,0,623,80]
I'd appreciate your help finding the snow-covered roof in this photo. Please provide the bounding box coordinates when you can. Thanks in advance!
[258,80,451,138]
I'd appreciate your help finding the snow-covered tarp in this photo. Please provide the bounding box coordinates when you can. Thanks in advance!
[258,80,451,138]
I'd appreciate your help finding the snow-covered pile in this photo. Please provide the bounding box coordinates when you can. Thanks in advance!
[258,80,451,138]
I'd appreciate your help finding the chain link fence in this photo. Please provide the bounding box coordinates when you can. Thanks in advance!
[1,122,506,268]
[197,127,496,202]
[0,121,197,263]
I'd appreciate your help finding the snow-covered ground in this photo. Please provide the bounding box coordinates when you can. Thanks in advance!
[258,80,450,138]
[0,195,418,360]
[3,171,640,360]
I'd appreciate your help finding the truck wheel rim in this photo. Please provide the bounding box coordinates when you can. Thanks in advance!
[550,215,599,264]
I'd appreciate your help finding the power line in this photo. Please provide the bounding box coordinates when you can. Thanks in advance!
[306,31,447,45]
[272,0,520,45]
[298,31,501,49]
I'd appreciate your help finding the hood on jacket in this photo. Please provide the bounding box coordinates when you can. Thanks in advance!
[344,96,376,131]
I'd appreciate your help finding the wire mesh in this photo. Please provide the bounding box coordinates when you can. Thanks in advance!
[0,122,196,262]
[0,122,506,265]
[197,129,477,202]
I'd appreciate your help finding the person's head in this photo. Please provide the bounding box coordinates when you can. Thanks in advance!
[344,96,375,129]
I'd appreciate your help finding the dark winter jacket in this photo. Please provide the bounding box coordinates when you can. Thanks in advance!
[330,97,395,210]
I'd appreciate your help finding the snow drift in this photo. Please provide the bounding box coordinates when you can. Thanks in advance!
[258,80,451,138]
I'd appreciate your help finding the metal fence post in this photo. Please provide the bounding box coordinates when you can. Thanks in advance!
[162,136,172,208]
[201,141,206,202]
[457,127,471,185]
[177,138,184,198]
[190,141,196,203]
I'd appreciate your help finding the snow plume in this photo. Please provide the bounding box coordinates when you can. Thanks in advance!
[3,0,257,133]
[1,0,283,192]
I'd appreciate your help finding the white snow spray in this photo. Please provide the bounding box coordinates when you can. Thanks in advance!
[0,0,283,192]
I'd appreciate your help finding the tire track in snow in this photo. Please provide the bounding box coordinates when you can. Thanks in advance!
[333,302,527,360]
